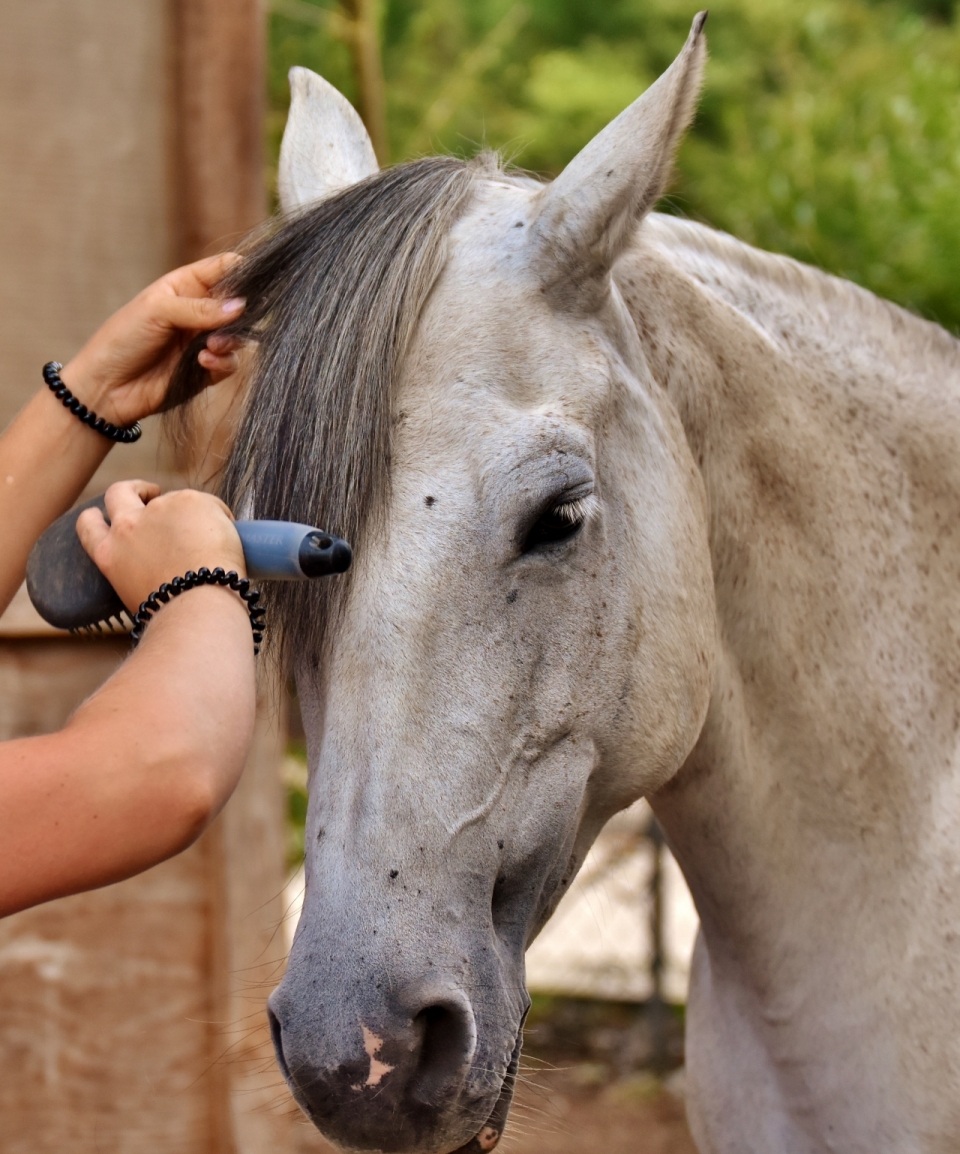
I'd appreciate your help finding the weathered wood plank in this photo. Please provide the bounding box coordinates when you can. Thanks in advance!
[0,4,318,1150]
[0,639,214,1152]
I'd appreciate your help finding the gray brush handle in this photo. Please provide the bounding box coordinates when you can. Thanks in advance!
[237,520,351,580]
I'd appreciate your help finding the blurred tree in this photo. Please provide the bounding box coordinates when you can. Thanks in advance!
[268,0,960,329]
[342,0,388,160]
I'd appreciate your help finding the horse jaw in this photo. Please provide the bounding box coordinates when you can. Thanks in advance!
[278,67,379,213]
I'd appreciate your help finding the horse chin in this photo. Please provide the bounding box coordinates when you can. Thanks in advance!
[449,1028,523,1154]
[283,1059,518,1154]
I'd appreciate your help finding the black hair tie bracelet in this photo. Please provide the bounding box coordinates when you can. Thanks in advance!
[43,361,142,444]
[131,568,265,655]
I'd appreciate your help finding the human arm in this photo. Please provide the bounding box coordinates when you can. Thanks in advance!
[0,483,257,917]
[0,254,244,616]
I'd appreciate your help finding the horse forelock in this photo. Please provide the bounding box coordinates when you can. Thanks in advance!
[206,154,498,669]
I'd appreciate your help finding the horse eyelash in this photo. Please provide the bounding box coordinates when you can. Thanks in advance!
[551,495,595,525]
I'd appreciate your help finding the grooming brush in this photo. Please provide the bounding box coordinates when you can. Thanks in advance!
[26,493,352,635]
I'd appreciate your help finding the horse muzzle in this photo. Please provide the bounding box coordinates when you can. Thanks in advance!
[267,967,525,1154]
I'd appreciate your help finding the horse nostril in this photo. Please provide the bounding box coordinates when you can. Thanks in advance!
[411,1000,476,1106]
[267,1003,292,1083]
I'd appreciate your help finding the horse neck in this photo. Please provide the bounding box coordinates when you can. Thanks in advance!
[615,216,960,1054]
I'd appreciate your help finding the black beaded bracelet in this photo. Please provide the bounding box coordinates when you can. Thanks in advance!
[131,568,265,655]
[43,361,142,444]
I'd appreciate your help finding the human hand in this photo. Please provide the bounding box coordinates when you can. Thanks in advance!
[76,480,246,613]
[58,254,245,428]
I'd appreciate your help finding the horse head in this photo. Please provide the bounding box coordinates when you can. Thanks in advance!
[226,16,716,1152]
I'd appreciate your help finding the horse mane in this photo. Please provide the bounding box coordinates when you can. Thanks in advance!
[645,212,960,368]
[169,154,490,669]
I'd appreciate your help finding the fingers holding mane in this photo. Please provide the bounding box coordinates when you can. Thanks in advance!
[161,235,269,460]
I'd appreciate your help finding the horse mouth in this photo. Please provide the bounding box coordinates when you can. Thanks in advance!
[450,1025,524,1154]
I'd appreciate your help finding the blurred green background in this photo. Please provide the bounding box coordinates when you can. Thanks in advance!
[269,0,960,333]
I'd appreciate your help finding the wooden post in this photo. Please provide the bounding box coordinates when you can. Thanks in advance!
[646,815,670,1074]
[173,0,266,260]
[171,9,275,1148]
[342,0,388,163]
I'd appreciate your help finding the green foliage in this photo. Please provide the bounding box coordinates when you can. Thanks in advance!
[681,1,960,329]
[268,0,960,329]
[283,742,309,868]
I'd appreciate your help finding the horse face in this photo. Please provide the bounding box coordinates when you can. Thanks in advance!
[268,18,715,1154]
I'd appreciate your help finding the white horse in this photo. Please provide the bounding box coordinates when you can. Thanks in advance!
[218,14,960,1152]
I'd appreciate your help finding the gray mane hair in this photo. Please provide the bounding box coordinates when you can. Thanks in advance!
[170,154,493,670]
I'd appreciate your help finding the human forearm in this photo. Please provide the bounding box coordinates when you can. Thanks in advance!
[0,254,255,917]
[77,584,257,813]
[0,253,244,617]
[0,588,256,916]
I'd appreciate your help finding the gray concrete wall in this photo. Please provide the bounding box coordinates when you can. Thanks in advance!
[0,0,175,460]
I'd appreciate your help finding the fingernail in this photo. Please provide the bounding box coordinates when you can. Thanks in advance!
[221,297,245,314]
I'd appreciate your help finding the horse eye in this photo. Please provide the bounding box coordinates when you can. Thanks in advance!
[522,496,592,552]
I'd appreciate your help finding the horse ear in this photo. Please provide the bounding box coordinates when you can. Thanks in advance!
[532,12,707,310]
[278,67,379,213]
